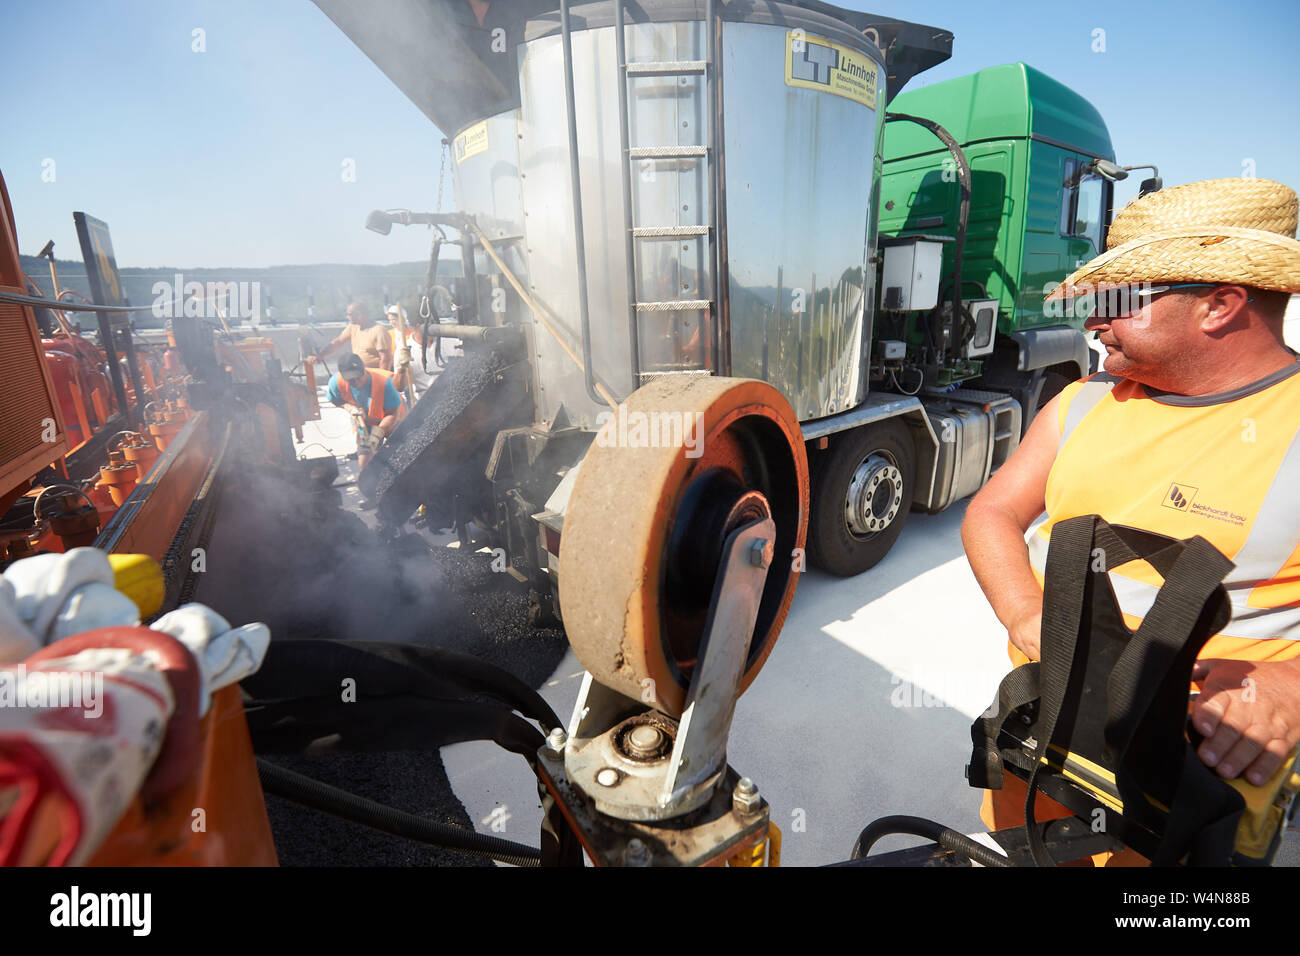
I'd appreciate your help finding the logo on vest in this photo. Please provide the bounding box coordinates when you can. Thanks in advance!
[1163,483,1197,510]
[1162,482,1247,526]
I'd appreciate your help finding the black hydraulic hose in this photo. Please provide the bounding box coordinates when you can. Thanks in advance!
[884,113,971,364]
[850,815,1012,868]
[256,758,542,867]
[400,642,565,734]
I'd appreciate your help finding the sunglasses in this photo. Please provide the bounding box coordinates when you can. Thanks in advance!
[1089,283,1251,319]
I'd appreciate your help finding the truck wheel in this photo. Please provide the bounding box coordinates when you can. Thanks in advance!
[807,418,915,576]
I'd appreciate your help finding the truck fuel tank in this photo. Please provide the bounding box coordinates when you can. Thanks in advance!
[914,387,1020,513]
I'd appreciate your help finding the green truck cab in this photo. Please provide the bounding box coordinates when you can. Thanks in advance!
[877,63,1116,414]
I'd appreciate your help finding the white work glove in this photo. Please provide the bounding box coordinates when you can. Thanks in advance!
[367,427,385,453]
[396,347,412,371]
[150,603,270,718]
[0,577,34,662]
[0,551,272,866]
[1,548,139,661]
[3,550,270,717]
[0,643,176,865]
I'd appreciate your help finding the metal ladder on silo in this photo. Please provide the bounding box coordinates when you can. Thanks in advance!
[613,0,726,382]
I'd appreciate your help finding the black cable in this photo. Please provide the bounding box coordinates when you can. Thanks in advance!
[348,641,564,735]
[429,646,564,734]
[938,277,985,352]
[942,278,989,300]
[850,814,1012,867]
[256,758,542,867]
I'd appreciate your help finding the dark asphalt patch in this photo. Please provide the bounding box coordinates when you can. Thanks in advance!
[195,460,569,865]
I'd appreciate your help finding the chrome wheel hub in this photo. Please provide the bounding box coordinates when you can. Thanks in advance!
[844,453,903,538]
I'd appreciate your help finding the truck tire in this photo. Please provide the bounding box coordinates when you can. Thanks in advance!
[807,418,916,576]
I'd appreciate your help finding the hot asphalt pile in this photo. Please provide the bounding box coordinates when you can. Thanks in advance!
[196,461,569,865]
[361,349,531,530]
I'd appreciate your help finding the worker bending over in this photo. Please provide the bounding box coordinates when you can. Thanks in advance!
[961,178,1300,857]
[328,352,401,475]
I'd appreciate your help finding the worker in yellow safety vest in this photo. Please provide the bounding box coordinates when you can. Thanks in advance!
[961,177,1300,863]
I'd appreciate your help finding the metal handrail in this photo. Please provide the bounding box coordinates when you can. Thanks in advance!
[559,0,608,407]
[614,0,641,383]
[707,0,730,376]
[0,289,155,313]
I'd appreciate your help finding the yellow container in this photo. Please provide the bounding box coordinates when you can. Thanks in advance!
[108,553,165,619]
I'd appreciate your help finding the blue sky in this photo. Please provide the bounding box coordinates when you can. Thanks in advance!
[1,0,1296,267]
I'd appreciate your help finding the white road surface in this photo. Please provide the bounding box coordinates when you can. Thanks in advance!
[442,499,1300,867]
[442,503,1012,866]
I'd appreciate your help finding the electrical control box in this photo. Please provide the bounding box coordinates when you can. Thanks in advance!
[880,236,945,312]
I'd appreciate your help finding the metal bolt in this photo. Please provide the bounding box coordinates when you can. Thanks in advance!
[749,538,773,569]
[626,723,664,758]
[733,777,761,816]
[596,767,620,787]
[624,838,649,866]
[546,728,567,758]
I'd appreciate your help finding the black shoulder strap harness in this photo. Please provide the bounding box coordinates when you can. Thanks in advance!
[968,514,1246,866]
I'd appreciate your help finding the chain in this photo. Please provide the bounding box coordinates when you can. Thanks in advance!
[421,140,451,323]
[436,139,449,213]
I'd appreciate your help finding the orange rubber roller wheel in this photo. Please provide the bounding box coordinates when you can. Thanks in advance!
[559,376,809,717]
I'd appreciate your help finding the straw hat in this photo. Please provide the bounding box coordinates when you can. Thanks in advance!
[1045,177,1300,300]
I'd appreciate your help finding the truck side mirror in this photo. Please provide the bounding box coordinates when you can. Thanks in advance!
[1137,177,1162,198]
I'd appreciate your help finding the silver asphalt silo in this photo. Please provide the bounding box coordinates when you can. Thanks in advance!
[316,0,951,426]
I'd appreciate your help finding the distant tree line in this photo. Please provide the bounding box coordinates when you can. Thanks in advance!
[19,255,462,328]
